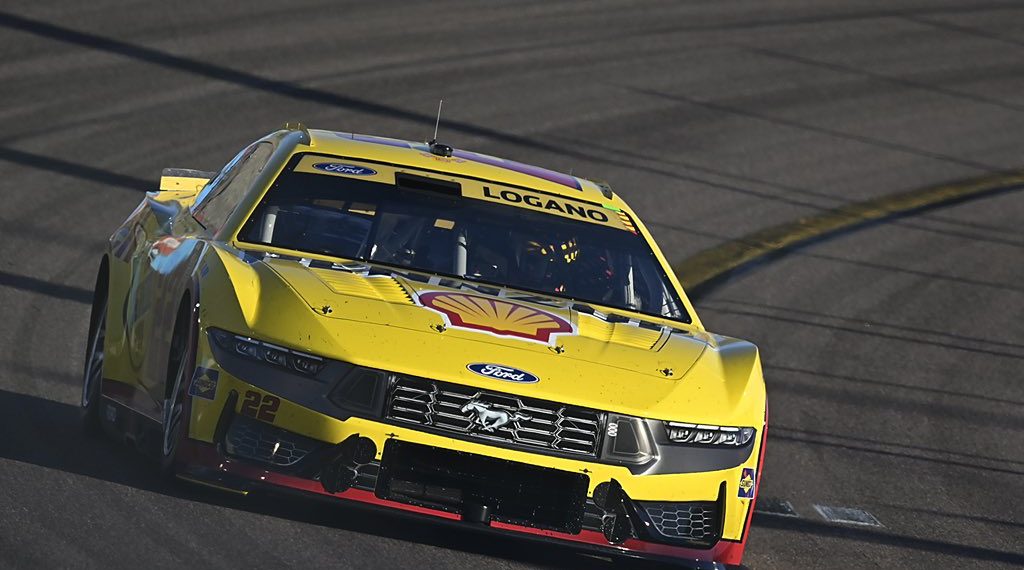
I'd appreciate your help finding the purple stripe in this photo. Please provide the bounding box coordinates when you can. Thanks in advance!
[452,150,582,190]
[346,133,581,191]
[351,134,413,149]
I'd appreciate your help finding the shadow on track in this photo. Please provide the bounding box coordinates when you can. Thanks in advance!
[706,299,1024,354]
[0,8,926,219]
[885,504,1024,532]
[768,429,1024,477]
[0,388,668,570]
[764,364,1024,409]
[0,11,563,158]
[0,146,150,191]
[0,270,92,304]
[621,86,999,172]
[765,372,1024,434]
[704,305,1024,361]
[751,513,1024,566]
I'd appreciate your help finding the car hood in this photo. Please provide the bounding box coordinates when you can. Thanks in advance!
[251,257,760,423]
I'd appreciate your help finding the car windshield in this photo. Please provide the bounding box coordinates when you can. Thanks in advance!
[238,154,688,322]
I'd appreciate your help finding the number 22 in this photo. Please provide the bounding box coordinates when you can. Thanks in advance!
[240,390,280,422]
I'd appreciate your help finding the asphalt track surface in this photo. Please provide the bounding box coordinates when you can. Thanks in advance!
[1,2,1022,568]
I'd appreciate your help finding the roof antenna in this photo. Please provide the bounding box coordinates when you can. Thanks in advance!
[433,99,443,141]
[428,99,453,157]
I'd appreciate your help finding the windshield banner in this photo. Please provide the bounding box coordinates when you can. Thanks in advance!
[462,185,634,233]
[294,154,636,233]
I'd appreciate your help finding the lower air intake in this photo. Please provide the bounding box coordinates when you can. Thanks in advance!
[376,440,589,533]
[638,501,720,544]
[224,414,321,467]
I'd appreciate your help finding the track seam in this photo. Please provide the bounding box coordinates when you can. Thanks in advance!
[673,171,1024,295]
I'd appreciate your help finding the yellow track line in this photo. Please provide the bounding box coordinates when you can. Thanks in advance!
[673,172,1024,292]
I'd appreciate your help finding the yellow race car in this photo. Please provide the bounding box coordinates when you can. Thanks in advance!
[81,125,767,568]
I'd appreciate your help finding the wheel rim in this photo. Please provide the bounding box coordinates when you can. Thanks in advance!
[81,306,106,408]
[162,334,189,458]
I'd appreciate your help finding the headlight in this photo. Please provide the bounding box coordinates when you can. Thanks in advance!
[209,328,325,376]
[665,422,755,447]
[600,414,657,466]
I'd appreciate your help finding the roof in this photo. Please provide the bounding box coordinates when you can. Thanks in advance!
[301,129,619,206]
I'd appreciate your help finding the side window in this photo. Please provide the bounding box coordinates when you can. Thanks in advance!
[192,142,274,233]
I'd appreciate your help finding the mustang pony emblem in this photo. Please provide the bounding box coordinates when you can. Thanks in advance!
[461,400,532,432]
[418,291,574,344]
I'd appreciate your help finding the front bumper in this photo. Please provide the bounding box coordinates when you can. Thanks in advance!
[177,441,747,569]
[183,348,764,567]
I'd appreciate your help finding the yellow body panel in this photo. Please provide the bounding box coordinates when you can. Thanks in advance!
[100,127,765,554]
[191,247,762,424]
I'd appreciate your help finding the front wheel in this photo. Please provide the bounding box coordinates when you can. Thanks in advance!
[81,289,107,435]
[160,299,195,475]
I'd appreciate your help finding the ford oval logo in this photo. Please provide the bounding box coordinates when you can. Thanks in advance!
[312,162,377,176]
[467,363,539,384]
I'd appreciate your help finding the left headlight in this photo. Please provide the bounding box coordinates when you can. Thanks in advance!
[665,421,756,447]
[209,328,325,376]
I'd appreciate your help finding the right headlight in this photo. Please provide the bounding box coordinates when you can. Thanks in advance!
[600,416,757,468]
[664,421,756,447]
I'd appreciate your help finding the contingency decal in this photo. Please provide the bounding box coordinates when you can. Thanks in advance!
[418,291,575,345]
[188,367,220,400]
[738,467,756,499]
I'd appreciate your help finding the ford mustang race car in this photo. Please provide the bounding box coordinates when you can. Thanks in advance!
[80,125,767,568]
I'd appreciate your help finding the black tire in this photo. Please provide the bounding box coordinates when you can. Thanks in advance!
[80,272,108,435]
[160,297,196,475]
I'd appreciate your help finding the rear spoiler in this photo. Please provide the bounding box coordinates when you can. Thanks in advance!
[159,168,216,192]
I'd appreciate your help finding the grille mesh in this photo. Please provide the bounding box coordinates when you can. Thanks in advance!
[386,376,602,457]
[640,501,719,542]
[225,414,321,467]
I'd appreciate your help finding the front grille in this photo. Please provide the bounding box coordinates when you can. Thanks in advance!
[639,501,720,543]
[385,375,603,457]
[224,414,322,467]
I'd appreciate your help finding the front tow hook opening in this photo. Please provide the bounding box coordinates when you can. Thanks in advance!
[592,479,639,545]
[319,434,377,494]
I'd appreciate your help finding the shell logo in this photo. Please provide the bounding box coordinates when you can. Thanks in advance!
[418,291,574,344]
